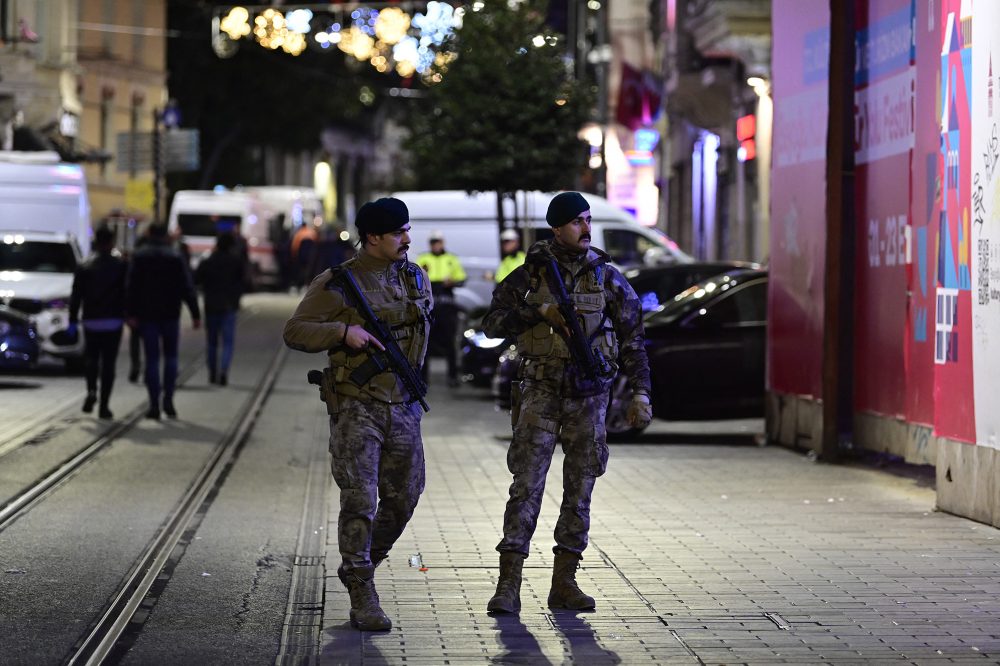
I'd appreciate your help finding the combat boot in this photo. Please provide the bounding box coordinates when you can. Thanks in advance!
[337,555,385,589]
[345,566,392,631]
[547,551,595,610]
[487,552,525,614]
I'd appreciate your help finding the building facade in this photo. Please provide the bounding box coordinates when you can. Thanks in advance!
[0,0,168,227]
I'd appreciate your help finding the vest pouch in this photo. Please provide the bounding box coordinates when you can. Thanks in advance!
[510,378,523,427]
[517,321,558,358]
[322,367,340,415]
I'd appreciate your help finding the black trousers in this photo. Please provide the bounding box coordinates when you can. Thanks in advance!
[426,304,458,381]
[83,328,123,402]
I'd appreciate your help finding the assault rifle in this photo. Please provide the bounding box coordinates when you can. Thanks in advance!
[334,267,430,412]
[545,257,611,383]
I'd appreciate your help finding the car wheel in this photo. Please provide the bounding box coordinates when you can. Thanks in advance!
[605,374,645,440]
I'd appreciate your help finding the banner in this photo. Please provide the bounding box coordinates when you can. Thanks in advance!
[768,1,830,398]
[898,0,939,426]
[934,0,975,442]
[852,0,914,418]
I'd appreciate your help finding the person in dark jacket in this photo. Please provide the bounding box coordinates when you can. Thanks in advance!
[126,223,201,420]
[195,232,244,386]
[69,225,127,419]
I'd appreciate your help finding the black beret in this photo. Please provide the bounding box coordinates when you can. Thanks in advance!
[546,191,590,227]
[356,197,409,237]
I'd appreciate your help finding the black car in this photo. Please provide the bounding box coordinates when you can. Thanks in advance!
[0,304,39,369]
[641,268,768,421]
[493,268,768,437]
[623,260,761,315]
[461,323,512,388]
[465,260,758,389]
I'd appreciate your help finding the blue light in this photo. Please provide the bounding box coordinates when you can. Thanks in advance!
[634,128,659,152]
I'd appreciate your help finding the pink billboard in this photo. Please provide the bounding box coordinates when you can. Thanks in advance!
[852,0,914,419]
[768,0,830,398]
[907,0,941,426]
[935,0,976,442]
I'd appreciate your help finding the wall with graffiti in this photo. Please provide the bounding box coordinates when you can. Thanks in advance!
[970,1,1000,449]
[769,0,999,453]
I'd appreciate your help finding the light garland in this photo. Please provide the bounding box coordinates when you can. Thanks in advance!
[213,3,462,82]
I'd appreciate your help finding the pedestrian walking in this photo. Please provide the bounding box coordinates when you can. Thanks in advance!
[195,232,244,386]
[68,225,127,419]
[283,197,433,631]
[481,191,653,614]
[125,229,150,383]
[495,228,526,283]
[290,221,319,289]
[126,223,201,420]
[415,230,466,387]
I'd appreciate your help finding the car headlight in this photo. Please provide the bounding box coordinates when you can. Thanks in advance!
[465,330,506,349]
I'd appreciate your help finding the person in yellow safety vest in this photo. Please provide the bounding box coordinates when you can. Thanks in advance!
[415,230,467,387]
[495,229,526,283]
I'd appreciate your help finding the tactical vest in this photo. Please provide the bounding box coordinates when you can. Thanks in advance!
[325,260,432,403]
[516,256,618,366]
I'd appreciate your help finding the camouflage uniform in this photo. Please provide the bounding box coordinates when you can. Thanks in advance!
[483,239,650,559]
[284,250,433,574]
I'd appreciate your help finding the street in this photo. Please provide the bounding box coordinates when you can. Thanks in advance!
[1,292,999,665]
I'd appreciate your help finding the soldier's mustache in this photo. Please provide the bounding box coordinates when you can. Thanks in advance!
[580,234,591,241]
[400,244,409,253]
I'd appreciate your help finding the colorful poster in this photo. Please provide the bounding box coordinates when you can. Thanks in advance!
[907,0,941,426]
[935,0,976,443]
[768,0,829,398]
[971,2,1000,449]
[853,0,914,418]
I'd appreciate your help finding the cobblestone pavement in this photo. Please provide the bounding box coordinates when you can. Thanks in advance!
[317,380,1000,665]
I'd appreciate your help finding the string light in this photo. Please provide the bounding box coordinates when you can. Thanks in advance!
[220,6,252,39]
[217,3,459,71]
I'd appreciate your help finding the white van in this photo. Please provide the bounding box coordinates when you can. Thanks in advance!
[390,190,691,314]
[244,185,323,230]
[0,151,91,255]
[0,231,85,367]
[0,151,91,367]
[168,189,274,288]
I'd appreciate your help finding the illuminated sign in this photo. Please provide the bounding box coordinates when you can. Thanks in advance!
[736,113,756,162]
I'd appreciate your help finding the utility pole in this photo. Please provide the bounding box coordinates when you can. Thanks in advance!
[595,1,610,198]
[152,106,162,225]
[821,1,856,461]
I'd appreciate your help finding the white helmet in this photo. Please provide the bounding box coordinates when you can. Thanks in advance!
[500,229,519,242]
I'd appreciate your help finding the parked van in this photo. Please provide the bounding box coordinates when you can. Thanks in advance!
[244,185,323,230]
[390,190,691,314]
[0,151,91,255]
[168,189,270,288]
[0,151,91,367]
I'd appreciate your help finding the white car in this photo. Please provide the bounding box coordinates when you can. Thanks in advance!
[0,231,84,368]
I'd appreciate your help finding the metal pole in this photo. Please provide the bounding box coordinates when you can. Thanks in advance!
[152,107,161,225]
[821,0,856,461]
[596,1,609,198]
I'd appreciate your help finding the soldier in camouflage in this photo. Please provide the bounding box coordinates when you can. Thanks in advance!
[283,197,433,631]
[483,191,653,614]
